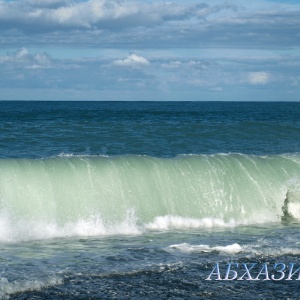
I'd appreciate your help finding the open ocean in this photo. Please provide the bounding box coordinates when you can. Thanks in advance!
[0,101,300,299]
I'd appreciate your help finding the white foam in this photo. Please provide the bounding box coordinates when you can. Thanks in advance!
[146,215,237,230]
[167,243,243,254]
[0,276,62,299]
[168,239,300,257]
[167,240,300,257]
[287,202,300,219]
[0,210,141,243]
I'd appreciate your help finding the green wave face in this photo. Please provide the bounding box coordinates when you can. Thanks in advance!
[0,154,300,241]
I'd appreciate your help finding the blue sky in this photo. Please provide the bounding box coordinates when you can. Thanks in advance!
[0,0,299,101]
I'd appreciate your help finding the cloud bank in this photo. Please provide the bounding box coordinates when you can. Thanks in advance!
[1,0,299,49]
[0,0,299,100]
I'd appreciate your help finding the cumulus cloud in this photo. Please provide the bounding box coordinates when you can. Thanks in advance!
[113,54,149,66]
[248,71,270,85]
[0,47,52,69]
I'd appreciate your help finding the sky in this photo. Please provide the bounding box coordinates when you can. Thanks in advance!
[0,0,299,101]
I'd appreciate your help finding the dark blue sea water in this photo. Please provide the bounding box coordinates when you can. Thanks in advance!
[0,101,300,299]
[1,101,300,158]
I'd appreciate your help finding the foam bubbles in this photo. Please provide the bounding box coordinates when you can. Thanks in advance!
[146,215,237,230]
[167,243,243,254]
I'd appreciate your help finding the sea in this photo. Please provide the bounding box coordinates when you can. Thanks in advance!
[0,101,300,299]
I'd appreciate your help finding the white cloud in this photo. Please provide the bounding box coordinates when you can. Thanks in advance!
[0,47,52,69]
[113,54,149,66]
[248,71,270,85]
[0,0,299,50]
[162,60,208,70]
[0,0,210,30]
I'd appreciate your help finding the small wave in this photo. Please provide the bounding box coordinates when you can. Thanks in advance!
[249,247,300,257]
[167,243,243,254]
[0,276,62,299]
[167,241,300,258]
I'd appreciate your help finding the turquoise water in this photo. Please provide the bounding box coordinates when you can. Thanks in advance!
[0,101,300,299]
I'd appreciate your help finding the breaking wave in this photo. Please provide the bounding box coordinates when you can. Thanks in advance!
[0,154,300,241]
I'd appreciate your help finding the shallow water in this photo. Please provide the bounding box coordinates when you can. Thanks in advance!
[1,224,300,299]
